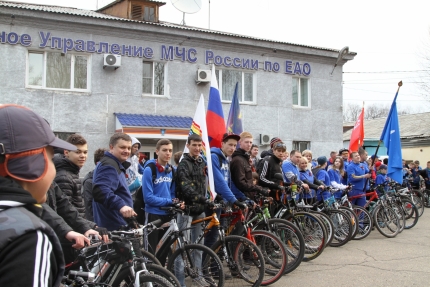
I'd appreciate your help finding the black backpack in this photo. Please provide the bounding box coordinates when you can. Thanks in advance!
[133,162,175,224]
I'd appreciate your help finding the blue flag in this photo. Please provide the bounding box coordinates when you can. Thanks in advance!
[380,91,403,183]
[226,82,243,135]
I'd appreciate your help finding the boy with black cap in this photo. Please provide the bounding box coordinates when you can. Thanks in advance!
[0,104,78,287]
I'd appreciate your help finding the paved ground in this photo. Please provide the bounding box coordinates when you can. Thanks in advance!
[271,208,430,287]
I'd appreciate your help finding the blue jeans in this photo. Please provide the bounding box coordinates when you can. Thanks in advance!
[174,212,204,287]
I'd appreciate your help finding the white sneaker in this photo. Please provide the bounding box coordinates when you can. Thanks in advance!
[192,277,210,287]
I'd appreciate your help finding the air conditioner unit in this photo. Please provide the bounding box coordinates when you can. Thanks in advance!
[260,134,271,145]
[196,69,211,83]
[103,54,121,69]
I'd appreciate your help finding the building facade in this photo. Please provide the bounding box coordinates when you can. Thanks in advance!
[0,1,355,175]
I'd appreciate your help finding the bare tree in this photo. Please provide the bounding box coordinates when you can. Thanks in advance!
[343,103,362,122]
[365,104,390,119]
[343,103,410,122]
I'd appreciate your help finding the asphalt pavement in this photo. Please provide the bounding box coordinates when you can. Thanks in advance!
[272,207,430,287]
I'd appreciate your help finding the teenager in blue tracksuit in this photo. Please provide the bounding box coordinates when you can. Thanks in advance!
[312,156,331,202]
[298,157,325,205]
[347,152,371,207]
[339,148,350,185]
[142,139,184,255]
[375,165,389,196]
[206,134,246,250]
[328,156,347,199]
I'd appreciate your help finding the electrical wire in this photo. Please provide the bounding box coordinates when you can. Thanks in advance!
[343,70,430,74]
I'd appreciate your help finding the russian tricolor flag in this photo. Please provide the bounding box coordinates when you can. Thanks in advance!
[206,65,225,148]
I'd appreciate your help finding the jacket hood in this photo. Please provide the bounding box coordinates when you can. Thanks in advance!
[210,147,227,159]
[0,176,38,206]
[131,136,141,149]
[232,148,249,159]
[260,149,274,158]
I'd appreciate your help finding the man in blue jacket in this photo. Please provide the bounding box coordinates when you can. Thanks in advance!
[347,151,371,207]
[92,133,137,231]
[142,139,184,254]
[206,133,247,250]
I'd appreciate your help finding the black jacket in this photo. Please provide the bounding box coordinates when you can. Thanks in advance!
[44,181,95,238]
[54,155,85,217]
[258,154,283,190]
[176,153,207,215]
[0,176,64,287]
[82,170,94,221]
[230,148,264,199]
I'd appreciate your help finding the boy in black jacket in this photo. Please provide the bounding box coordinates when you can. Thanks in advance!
[0,104,77,287]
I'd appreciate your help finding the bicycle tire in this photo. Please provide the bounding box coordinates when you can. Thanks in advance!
[251,230,288,286]
[390,201,405,233]
[327,209,353,247]
[423,189,430,208]
[254,218,305,275]
[112,269,175,287]
[166,243,225,287]
[211,235,265,287]
[351,205,373,240]
[400,198,419,229]
[290,212,326,261]
[373,205,400,238]
[310,211,334,247]
[141,249,162,266]
[338,206,359,239]
[411,193,424,217]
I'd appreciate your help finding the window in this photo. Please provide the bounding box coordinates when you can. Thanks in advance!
[293,141,310,153]
[27,51,90,91]
[143,6,155,21]
[142,61,165,96]
[292,77,309,107]
[215,69,255,103]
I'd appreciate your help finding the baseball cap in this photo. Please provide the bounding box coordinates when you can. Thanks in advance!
[370,155,379,159]
[0,104,76,182]
[317,156,327,166]
[375,161,382,169]
[379,164,387,170]
[339,148,349,155]
[270,137,282,148]
[222,132,240,142]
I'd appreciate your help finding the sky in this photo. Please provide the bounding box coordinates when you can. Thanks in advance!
[6,0,430,112]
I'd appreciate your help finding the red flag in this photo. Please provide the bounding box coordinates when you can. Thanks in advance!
[349,107,364,152]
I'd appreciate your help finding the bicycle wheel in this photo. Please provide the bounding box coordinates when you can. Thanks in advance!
[141,249,162,265]
[423,189,430,208]
[373,205,400,238]
[390,202,405,233]
[166,243,224,287]
[251,230,287,286]
[351,206,372,240]
[400,198,419,229]
[255,218,305,275]
[327,209,353,247]
[211,235,265,287]
[291,212,326,261]
[338,206,359,239]
[310,211,334,247]
[411,193,424,217]
[112,269,175,287]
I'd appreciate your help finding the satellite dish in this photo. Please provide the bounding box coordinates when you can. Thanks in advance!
[171,0,202,25]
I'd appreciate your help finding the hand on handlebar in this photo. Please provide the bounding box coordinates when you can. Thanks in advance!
[120,206,137,218]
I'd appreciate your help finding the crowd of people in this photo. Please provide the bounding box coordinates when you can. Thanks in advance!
[1,104,429,287]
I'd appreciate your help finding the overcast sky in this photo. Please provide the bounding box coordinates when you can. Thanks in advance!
[6,0,430,112]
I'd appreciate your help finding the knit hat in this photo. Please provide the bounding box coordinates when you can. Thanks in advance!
[317,156,327,166]
[270,137,282,148]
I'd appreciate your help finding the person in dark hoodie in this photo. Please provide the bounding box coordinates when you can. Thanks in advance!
[82,148,107,221]
[0,104,77,287]
[230,131,270,202]
[54,134,88,218]
[92,133,137,231]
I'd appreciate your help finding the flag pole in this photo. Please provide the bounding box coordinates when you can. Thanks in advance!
[364,81,403,191]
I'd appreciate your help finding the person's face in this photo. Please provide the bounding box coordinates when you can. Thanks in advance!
[402,160,406,166]
[252,178,258,185]
[380,168,387,174]
[156,144,173,164]
[273,148,285,160]
[282,151,290,161]
[251,146,259,157]
[352,153,360,163]
[240,137,253,152]
[427,162,430,169]
[22,147,56,203]
[110,139,131,163]
[291,153,302,165]
[299,159,308,170]
[334,158,341,168]
[131,143,140,156]
[221,139,237,157]
[330,153,337,160]
[64,143,88,169]
[341,151,349,160]
[187,140,202,158]
[304,153,312,163]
